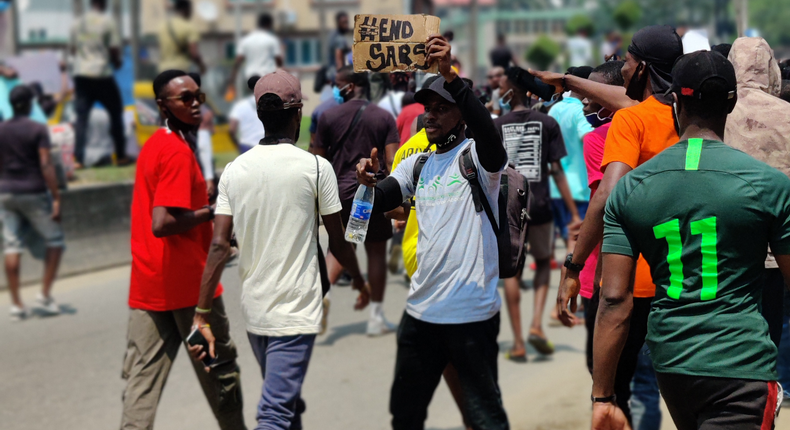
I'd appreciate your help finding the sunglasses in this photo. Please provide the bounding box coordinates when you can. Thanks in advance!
[164,91,206,105]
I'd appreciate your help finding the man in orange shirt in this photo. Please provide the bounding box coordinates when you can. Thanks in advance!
[533,25,683,425]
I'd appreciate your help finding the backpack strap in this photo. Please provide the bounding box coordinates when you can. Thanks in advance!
[327,101,369,161]
[411,152,431,192]
[459,146,500,236]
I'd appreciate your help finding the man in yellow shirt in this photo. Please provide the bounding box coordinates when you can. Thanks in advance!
[390,128,434,277]
[158,0,205,73]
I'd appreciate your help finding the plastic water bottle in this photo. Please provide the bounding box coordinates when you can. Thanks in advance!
[345,185,374,243]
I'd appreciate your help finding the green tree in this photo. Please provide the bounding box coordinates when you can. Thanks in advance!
[526,35,561,70]
[566,14,595,36]
[613,0,642,30]
[750,0,790,48]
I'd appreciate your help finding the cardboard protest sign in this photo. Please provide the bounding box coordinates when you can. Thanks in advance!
[353,14,441,73]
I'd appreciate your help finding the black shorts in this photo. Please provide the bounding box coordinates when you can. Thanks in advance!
[656,373,780,430]
[340,199,393,243]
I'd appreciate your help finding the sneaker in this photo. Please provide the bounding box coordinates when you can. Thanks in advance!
[388,245,402,274]
[335,271,352,287]
[367,315,397,337]
[36,293,60,315]
[9,305,26,321]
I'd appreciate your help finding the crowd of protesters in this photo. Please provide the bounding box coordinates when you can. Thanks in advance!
[3,1,790,429]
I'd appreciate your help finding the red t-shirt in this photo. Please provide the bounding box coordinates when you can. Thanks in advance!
[129,128,222,311]
[396,103,423,145]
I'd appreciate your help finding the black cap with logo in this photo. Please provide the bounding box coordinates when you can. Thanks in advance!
[669,50,737,101]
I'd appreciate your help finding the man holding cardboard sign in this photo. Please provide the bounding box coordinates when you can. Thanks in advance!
[356,34,510,430]
[352,14,441,74]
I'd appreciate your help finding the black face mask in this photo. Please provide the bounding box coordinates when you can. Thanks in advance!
[164,107,197,133]
[435,121,465,149]
[625,63,648,101]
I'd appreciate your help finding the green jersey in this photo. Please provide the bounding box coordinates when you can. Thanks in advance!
[603,139,790,381]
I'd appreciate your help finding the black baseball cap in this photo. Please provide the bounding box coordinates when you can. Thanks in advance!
[669,51,736,100]
[415,77,456,105]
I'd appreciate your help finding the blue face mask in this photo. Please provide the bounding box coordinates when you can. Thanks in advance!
[332,84,350,105]
[498,89,513,114]
[585,107,613,128]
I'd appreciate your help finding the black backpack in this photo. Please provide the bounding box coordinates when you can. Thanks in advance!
[412,147,530,278]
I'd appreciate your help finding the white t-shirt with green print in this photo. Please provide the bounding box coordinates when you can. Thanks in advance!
[390,139,503,324]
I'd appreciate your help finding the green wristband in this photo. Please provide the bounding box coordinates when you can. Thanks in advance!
[195,307,212,314]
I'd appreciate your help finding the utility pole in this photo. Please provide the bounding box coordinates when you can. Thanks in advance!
[318,0,327,65]
[10,1,19,55]
[130,0,140,79]
[112,0,122,31]
[469,0,479,83]
[233,0,242,95]
[736,0,749,37]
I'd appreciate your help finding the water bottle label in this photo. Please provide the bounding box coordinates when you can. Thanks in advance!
[351,202,373,221]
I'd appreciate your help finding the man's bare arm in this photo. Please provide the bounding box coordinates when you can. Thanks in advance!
[151,206,213,238]
[593,252,636,397]
[384,142,399,175]
[557,162,633,326]
[530,70,638,112]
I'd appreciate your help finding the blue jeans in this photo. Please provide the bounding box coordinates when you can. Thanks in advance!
[247,333,316,430]
[630,344,662,430]
[551,199,589,240]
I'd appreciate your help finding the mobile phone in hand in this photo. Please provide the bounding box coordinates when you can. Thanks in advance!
[187,327,218,367]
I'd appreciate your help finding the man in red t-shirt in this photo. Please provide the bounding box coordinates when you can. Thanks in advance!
[121,70,245,430]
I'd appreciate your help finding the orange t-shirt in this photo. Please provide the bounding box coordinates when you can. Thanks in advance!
[601,96,679,298]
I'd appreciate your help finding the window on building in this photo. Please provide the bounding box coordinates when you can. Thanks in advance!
[284,38,321,67]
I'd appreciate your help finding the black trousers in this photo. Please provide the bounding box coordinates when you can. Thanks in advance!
[656,373,778,430]
[762,268,785,348]
[390,312,508,430]
[74,76,126,164]
[585,292,653,423]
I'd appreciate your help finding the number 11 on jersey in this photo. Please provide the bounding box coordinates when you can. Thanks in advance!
[653,216,719,301]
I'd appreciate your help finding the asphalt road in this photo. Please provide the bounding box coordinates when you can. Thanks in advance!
[1,255,787,430]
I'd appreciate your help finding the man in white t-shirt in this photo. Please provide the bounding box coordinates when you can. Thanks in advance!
[226,13,282,94]
[191,70,368,428]
[229,94,264,153]
[356,35,509,430]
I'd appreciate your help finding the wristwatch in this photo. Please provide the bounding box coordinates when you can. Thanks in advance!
[591,394,617,404]
[564,253,584,273]
[204,205,215,220]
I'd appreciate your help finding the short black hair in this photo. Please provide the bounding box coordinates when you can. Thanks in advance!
[679,78,732,121]
[592,60,625,87]
[258,13,273,29]
[711,43,732,59]
[258,93,299,133]
[153,69,188,99]
[337,65,369,88]
[567,66,593,79]
[174,0,191,12]
[443,30,454,41]
[9,85,34,112]
[335,11,348,23]
[781,80,790,104]
[91,0,107,9]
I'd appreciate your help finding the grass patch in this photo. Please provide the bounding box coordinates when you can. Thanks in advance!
[70,117,313,186]
[71,164,137,186]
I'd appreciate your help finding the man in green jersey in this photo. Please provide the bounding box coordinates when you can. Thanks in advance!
[592,50,789,430]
